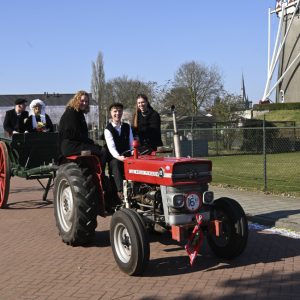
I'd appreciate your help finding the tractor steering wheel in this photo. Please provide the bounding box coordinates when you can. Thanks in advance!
[121,149,132,157]
[138,146,153,155]
[121,147,152,157]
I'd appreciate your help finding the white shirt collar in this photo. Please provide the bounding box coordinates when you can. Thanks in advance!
[111,121,121,128]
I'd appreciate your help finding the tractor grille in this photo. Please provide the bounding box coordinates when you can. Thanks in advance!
[172,162,212,183]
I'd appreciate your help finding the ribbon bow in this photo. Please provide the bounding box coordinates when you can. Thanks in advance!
[185,213,204,266]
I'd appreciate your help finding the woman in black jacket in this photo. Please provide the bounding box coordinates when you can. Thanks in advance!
[58,90,106,166]
[132,93,163,151]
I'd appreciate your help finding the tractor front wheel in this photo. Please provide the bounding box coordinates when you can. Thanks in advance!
[207,197,248,259]
[110,209,149,275]
[0,141,10,209]
[53,162,98,246]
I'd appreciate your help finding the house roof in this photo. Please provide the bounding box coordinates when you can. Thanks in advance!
[0,93,96,106]
[161,114,216,129]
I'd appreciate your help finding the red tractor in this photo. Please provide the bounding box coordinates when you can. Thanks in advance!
[0,109,247,276]
[53,123,248,276]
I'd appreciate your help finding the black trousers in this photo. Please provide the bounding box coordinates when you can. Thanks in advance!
[108,158,124,192]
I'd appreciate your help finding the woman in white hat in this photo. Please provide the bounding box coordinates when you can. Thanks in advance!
[25,99,54,132]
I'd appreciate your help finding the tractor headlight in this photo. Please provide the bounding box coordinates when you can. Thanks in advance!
[185,193,201,212]
[172,194,185,208]
[167,193,185,208]
[203,191,214,204]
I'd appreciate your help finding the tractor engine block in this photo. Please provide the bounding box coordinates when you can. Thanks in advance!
[130,183,163,213]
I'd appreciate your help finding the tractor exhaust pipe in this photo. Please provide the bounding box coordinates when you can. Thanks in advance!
[171,105,181,158]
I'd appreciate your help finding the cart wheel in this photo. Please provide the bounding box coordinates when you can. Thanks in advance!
[0,141,10,208]
[207,197,248,259]
[110,209,149,276]
[53,162,98,246]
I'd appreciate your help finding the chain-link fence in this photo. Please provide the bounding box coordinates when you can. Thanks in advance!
[2,119,299,196]
[161,125,300,196]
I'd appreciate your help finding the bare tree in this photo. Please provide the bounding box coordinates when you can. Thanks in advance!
[106,76,155,110]
[174,61,223,114]
[149,80,172,113]
[211,92,245,150]
[211,92,245,122]
[160,86,192,116]
[91,51,106,131]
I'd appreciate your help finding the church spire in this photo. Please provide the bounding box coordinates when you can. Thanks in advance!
[241,73,247,102]
[241,74,252,109]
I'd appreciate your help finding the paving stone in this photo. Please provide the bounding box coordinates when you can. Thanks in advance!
[0,178,300,299]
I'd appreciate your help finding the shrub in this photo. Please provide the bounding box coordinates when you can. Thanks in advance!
[241,119,279,153]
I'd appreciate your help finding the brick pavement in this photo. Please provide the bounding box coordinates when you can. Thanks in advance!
[0,177,300,299]
[211,185,300,232]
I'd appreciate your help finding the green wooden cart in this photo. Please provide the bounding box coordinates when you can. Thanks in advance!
[0,132,59,208]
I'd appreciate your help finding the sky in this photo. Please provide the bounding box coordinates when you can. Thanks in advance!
[1,0,279,104]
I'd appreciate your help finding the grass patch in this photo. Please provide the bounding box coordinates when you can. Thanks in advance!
[206,152,300,196]
[255,110,300,126]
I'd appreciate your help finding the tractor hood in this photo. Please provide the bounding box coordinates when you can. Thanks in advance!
[124,156,212,186]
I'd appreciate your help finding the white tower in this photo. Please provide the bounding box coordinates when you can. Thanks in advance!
[262,0,300,103]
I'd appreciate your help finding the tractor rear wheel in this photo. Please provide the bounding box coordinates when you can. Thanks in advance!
[207,197,248,259]
[110,209,149,275]
[53,162,98,246]
[0,141,10,209]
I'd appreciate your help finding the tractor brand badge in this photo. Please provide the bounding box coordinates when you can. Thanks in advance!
[128,169,172,178]
[158,168,164,178]
[166,165,170,171]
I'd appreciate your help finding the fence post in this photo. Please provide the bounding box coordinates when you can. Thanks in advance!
[263,116,267,192]
[216,123,219,156]
[191,116,194,157]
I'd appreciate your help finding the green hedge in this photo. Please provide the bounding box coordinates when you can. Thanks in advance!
[253,102,300,111]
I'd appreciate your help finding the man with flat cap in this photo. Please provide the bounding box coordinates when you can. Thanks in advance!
[3,98,29,137]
